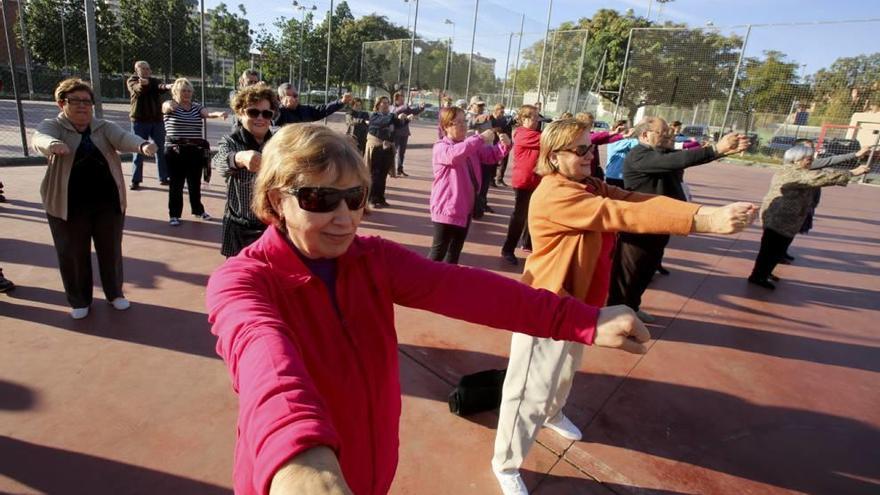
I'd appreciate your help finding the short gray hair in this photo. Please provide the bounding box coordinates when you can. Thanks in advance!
[633,116,663,139]
[277,83,292,98]
[783,144,814,164]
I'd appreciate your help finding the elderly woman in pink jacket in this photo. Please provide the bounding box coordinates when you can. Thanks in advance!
[429,106,511,264]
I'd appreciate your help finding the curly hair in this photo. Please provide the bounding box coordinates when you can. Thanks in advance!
[54,78,95,103]
[230,83,279,115]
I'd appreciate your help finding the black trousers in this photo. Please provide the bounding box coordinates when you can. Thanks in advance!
[496,154,510,182]
[751,228,794,280]
[605,177,625,188]
[368,145,394,204]
[502,188,533,254]
[478,163,497,207]
[428,221,471,264]
[608,233,670,311]
[47,205,125,308]
[166,145,206,218]
[394,134,409,173]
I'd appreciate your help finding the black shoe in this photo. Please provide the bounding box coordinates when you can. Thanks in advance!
[783,253,795,261]
[0,194,6,203]
[657,265,670,275]
[484,204,495,214]
[778,258,792,265]
[497,179,508,187]
[768,274,780,282]
[130,183,140,191]
[371,202,386,209]
[398,170,409,177]
[748,276,776,290]
[160,179,170,186]
[0,273,14,293]
[501,252,518,266]
[490,180,498,188]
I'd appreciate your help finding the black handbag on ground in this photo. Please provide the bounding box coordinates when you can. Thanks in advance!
[448,369,507,416]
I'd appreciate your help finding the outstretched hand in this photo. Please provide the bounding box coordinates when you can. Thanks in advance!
[593,305,651,354]
[694,202,757,234]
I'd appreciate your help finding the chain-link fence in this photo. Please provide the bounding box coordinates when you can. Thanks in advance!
[613,22,880,174]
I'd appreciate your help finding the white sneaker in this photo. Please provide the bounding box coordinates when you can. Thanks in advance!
[493,469,528,495]
[70,307,90,320]
[636,309,656,323]
[543,413,582,441]
[110,297,130,311]
[169,217,181,226]
[194,212,211,220]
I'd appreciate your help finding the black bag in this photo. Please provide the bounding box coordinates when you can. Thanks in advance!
[448,369,507,416]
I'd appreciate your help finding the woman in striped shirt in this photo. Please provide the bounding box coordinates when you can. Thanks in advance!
[162,78,227,226]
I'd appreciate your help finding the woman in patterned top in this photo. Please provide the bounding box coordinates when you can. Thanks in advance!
[212,83,278,257]
[748,144,871,289]
[162,78,227,226]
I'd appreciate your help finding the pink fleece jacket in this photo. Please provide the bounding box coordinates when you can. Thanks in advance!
[430,135,508,227]
[206,226,599,494]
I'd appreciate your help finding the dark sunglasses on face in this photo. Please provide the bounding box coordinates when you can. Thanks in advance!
[285,186,368,213]
[559,144,594,157]
[245,108,275,119]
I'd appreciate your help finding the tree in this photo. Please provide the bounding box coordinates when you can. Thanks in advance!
[737,50,810,115]
[116,0,202,79]
[20,0,120,73]
[206,3,251,85]
[812,53,880,121]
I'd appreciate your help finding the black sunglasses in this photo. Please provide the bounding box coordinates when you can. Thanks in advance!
[559,144,594,157]
[245,108,275,119]
[285,186,368,213]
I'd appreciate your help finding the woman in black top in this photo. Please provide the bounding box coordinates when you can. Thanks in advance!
[365,96,409,208]
[212,84,278,257]
[345,97,370,155]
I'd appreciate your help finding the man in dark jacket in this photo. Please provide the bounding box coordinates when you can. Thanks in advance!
[607,116,749,322]
[390,91,425,177]
[127,60,170,189]
[273,83,352,126]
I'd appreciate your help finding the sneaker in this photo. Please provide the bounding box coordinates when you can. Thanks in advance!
[160,179,170,186]
[493,469,529,495]
[484,204,495,214]
[748,275,776,290]
[129,182,140,191]
[768,274,780,282]
[782,252,795,261]
[501,252,519,266]
[398,170,409,177]
[636,310,656,323]
[110,297,131,311]
[71,307,90,320]
[169,217,181,226]
[194,212,211,220]
[543,413,582,441]
[0,273,15,293]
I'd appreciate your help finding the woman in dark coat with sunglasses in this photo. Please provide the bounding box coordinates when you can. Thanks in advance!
[206,123,652,495]
[213,83,278,257]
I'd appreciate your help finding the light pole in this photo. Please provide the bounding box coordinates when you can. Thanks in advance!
[59,1,69,72]
[464,0,479,99]
[536,0,554,106]
[324,0,334,110]
[293,1,316,93]
[167,18,173,77]
[443,19,454,96]
[404,0,420,104]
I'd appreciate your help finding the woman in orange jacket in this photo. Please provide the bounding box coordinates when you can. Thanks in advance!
[491,119,757,495]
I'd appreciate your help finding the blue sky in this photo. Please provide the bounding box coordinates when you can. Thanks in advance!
[204,0,880,77]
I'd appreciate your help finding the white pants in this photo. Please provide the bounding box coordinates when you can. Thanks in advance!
[492,332,584,472]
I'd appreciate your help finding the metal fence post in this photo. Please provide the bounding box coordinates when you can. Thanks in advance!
[572,29,588,112]
[500,31,512,107]
[17,0,34,98]
[536,0,552,105]
[510,13,524,106]
[720,24,751,134]
[84,0,103,118]
[200,0,207,137]
[1,0,28,156]
[323,0,333,123]
[613,28,633,121]
[464,0,479,99]
[405,0,419,105]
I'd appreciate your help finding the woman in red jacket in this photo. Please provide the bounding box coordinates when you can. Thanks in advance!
[206,124,650,495]
[500,104,542,266]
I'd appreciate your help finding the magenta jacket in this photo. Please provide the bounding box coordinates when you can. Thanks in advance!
[206,226,599,495]
[430,135,508,227]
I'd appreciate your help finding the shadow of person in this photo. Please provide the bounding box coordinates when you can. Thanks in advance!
[0,435,231,495]
[0,380,36,411]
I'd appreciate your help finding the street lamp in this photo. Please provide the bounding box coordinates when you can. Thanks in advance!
[404,0,420,104]
[293,1,317,93]
[443,19,455,96]
[414,46,422,92]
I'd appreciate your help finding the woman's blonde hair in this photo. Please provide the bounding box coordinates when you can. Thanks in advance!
[170,78,194,101]
[536,118,590,176]
[230,83,278,115]
[253,124,371,226]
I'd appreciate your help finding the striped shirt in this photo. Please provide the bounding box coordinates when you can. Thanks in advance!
[164,102,204,143]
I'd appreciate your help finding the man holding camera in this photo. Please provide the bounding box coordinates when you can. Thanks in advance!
[127,61,171,190]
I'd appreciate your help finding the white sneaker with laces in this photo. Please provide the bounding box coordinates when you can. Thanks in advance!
[493,469,528,495]
[70,307,90,320]
[543,413,582,441]
[194,212,211,220]
[169,217,181,226]
[110,297,130,311]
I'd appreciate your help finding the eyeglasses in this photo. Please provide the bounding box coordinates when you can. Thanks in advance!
[284,186,368,213]
[558,144,594,157]
[245,108,275,119]
[65,97,94,107]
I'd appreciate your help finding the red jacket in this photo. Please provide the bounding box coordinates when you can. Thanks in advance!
[511,126,542,190]
[206,227,600,495]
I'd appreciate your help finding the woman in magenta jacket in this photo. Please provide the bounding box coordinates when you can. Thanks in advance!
[206,124,649,495]
[428,106,510,264]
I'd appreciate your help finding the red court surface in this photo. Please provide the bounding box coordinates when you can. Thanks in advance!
[2,121,879,494]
